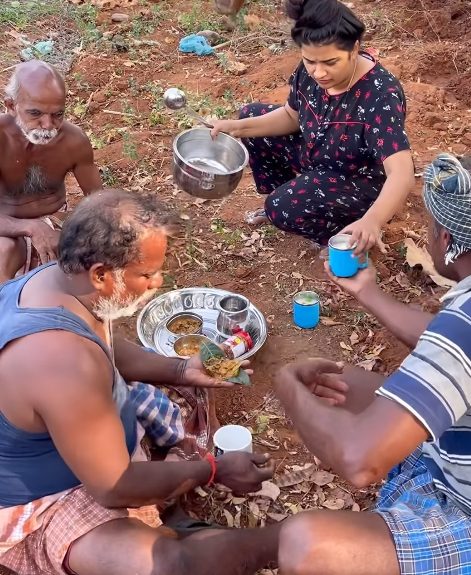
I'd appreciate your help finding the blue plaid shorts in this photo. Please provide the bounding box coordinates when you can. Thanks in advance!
[375,449,471,575]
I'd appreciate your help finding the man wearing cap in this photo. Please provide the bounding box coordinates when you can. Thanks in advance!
[274,154,471,575]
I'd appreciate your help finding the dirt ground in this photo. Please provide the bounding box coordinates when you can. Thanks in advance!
[1,0,470,537]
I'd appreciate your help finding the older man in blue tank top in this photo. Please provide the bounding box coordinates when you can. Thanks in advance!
[0,189,280,575]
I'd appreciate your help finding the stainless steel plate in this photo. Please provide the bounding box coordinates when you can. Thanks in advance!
[137,287,267,359]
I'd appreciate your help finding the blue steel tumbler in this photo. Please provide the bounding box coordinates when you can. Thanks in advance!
[328,234,368,278]
[293,291,320,329]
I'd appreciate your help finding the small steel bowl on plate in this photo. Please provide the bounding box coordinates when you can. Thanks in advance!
[173,334,213,358]
[165,312,203,342]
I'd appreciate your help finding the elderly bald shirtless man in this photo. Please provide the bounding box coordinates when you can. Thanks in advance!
[0,60,101,282]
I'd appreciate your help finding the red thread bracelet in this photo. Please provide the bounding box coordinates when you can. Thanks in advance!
[204,453,217,486]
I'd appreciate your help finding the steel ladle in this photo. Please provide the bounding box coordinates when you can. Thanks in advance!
[163,88,214,129]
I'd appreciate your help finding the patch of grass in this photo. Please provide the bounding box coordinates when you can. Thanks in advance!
[87,132,106,150]
[259,224,278,239]
[210,218,243,246]
[100,166,119,187]
[71,99,87,119]
[131,4,164,38]
[127,77,141,97]
[121,131,139,161]
[149,110,166,127]
[0,0,62,27]
[178,1,220,33]
[396,242,407,259]
[0,0,98,42]
[216,52,230,72]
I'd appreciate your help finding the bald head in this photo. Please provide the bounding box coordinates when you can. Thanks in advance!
[4,61,67,145]
[5,60,65,102]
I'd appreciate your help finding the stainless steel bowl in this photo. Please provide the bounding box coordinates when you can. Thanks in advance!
[165,311,203,343]
[172,128,249,199]
[173,334,214,358]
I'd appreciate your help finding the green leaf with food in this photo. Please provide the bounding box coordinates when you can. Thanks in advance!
[200,341,251,385]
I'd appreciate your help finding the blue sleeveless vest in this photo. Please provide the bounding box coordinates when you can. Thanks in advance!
[0,263,137,506]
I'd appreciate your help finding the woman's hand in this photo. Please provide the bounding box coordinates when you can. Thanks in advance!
[340,216,386,255]
[210,119,242,139]
[178,354,252,388]
[324,260,378,301]
[275,358,348,406]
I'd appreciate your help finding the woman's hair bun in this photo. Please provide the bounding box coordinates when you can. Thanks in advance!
[287,0,365,50]
[285,0,305,20]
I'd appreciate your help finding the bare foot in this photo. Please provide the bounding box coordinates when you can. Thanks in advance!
[245,208,269,226]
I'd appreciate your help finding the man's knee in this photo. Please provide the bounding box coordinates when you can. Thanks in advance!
[0,237,26,280]
[279,515,312,575]
[152,537,188,575]
[279,513,332,575]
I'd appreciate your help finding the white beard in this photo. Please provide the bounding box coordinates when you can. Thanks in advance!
[92,270,157,322]
[15,116,59,145]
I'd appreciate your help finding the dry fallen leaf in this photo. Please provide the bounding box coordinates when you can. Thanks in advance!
[244,14,262,29]
[267,512,289,522]
[311,470,335,487]
[194,486,208,497]
[276,464,315,488]
[349,331,360,345]
[252,481,281,501]
[223,508,234,527]
[322,497,345,510]
[320,318,343,326]
[339,341,353,351]
[355,358,377,371]
[404,238,455,288]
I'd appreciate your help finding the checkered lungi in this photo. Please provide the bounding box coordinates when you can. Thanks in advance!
[375,448,471,575]
[0,485,161,575]
[0,426,161,575]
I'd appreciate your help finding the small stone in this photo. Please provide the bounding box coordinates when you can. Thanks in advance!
[93,92,107,104]
[220,15,237,32]
[224,53,247,75]
[452,143,469,156]
[111,13,130,22]
[196,30,222,45]
[243,14,261,30]
[111,35,129,52]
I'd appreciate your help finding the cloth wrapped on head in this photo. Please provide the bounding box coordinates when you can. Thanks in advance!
[423,152,471,264]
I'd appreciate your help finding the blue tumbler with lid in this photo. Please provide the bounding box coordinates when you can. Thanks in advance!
[293,291,320,329]
[328,233,368,278]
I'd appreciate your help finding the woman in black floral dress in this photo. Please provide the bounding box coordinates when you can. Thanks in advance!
[212,0,415,254]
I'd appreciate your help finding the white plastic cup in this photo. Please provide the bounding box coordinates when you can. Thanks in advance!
[213,425,253,456]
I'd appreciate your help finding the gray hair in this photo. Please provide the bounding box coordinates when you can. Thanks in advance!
[58,189,178,274]
[4,61,65,101]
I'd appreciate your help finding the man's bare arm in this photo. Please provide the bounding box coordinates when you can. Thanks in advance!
[71,129,102,195]
[275,359,428,488]
[28,332,271,506]
[113,336,185,384]
[29,332,212,507]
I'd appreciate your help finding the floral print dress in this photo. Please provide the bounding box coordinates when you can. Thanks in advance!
[240,53,411,244]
